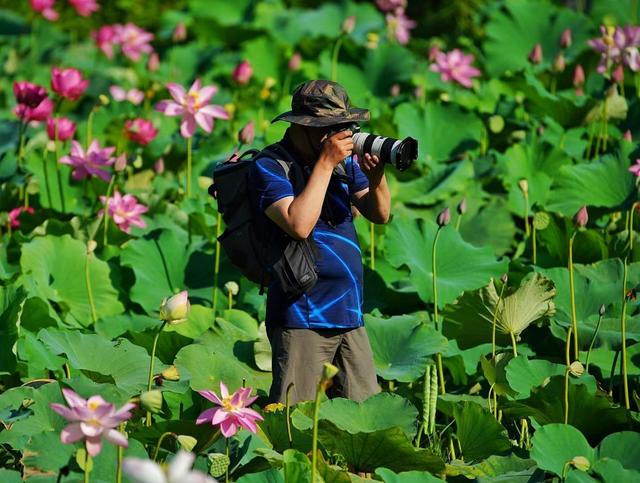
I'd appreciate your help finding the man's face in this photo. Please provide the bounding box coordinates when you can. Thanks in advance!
[300,122,356,152]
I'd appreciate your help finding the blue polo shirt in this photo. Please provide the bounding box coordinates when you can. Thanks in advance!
[250,153,369,330]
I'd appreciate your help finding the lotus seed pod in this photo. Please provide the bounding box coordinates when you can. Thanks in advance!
[457,198,467,215]
[263,402,285,413]
[533,212,550,230]
[436,207,451,227]
[518,179,529,194]
[176,435,197,452]
[599,304,606,316]
[140,389,163,414]
[161,365,180,381]
[623,130,633,142]
[489,115,504,133]
[569,361,584,377]
[98,94,110,105]
[224,281,240,296]
[573,205,588,228]
[87,240,97,254]
[159,290,191,325]
[208,453,230,478]
[570,456,591,471]
[322,362,339,381]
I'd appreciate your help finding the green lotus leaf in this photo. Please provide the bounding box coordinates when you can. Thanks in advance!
[446,454,539,480]
[375,467,445,482]
[386,215,508,307]
[453,402,512,462]
[0,286,26,374]
[0,470,21,483]
[235,469,284,483]
[530,423,594,477]
[19,234,124,327]
[596,431,640,471]
[365,313,448,382]
[254,321,272,372]
[480,353,516,397]
[589,458,640,482]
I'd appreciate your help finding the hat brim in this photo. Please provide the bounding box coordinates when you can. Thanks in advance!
[271,108,370,127]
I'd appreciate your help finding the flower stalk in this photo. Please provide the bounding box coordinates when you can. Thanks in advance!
[564,326,573,424]
[568,232,579,360]
[146,321,167,426]
[186,136,192,198]
[312,363,338,482]
[213,211,223,315]
[432,224,446,394]
[585,305,605,372]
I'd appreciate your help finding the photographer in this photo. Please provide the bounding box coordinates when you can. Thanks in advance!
[250,80,391,405]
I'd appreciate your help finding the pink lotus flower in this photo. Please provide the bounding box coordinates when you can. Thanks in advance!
[232,60,253,85]
[430,49,481,88]
[155,79,229,138]
[629,159,640,177]
[13,81,53,122]
[59,139,116,182]
[109,85,145,105]
[92,25,117,59]
[47,116,76,141]
[124,451,216,483]
[114,23,154,61]
[386,9,416,45]
[8,206,35,228]
[51,67,89,101]
[376,0,406,12]
[49,388,135,457]
[589,25,640,74]
[30,0,58,21]
[125,118,158,146]
[98,190,148,234]
[68,0,99,16]
[196,382,263,437]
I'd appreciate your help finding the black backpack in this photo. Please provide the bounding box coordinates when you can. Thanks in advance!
[209,143,319,300]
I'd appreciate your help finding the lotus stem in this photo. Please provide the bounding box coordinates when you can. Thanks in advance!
[85,249,98,324]
[586,122,597,159]
[608,349,620,396]
[146,321,167,426]
[568,232,579,360]
[330,36,343,82]
[186,136,193,198]
[487,384,494,416]
[585,311,604,372]
[63,363,71,379]
[116,422,126,483]
[491,279,507,359]
[523,192,530,237]
[621,255,630,409]
[532,224,537,265]
[455,214,462,231]
[53,126,66,213]
[311,384,322,482]
[228,291,233,310]
[84,450,90,483]
[42,146,53,207]
[213,211,222,316]
[285,382,294,448]
[510,332,518,357]
[86,107,96,150]
[432,227,446,394]
[370,222,375,270]
[630,202,636,253]
[564,326,572,424]
[103,174,115,247]
[602,95,609,151]
[153,431,175,461]
[225,437,230,483]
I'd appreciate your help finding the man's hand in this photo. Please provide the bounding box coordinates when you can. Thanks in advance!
[359,153,385,187]
[317,130,353,170]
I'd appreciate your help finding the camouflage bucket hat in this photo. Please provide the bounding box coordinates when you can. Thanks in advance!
[271,80,370,127]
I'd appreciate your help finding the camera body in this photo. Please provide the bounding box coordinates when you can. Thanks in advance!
[325,122,418,172]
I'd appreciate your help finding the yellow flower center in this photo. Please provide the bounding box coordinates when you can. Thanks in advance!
[88,400,100,411]
[222,397,238,412]
[189,91,200,110]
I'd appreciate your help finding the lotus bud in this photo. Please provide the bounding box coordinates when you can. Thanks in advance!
[176,435,197,452]
[238,121,255,145]
[172,22,187,42]
[87,239,97,255]
[573,65,585,95]
[569,361,584,377]
[570,456,591,471]
[457,198,467,215]
[224,281,239,296]
[232,60,253,85]
[390,83,400,97]
[147,52,160,72]
[154,157,165,174]
[573,205,588,228]
[428,44,441,61]
[161,365,180,381]
[159,290,190,325]
[528,42,542,64]
[436,207,451,227]
[553,52,566,72]
[518,178,529,195]
[560,28,572,49]
[366,32,379,49]
[341,15,356,35]
[320,362,339,391]
[612,64,624,84]
[500,273,508,284]
[623,130,632,142]
[598,304,606,316]
[99,94,110,106]
[288,52,301,72]
[140,389,163,414]
[133,155,143,169]
[114,153,127,172]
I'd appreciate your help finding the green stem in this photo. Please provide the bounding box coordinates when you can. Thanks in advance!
[432,228,442,331]
[330,36,343,82]
[491,281,507,359]
[285,382,294,448]
[370,222,375,270]
[602,95,609,151]
[146,321,167,426]
[550,75,557,95]
[455,214,462,231]
[153,432,175,461]
[585,313,604,372]
[213,211,222,316]
[84,450,90,483]
[523,192,530,237]
[86,108,96,149]
[54,130,66,213]
[621,256,630,409]
[116,422,126,483]
[85,249,98,324]
[103,175,116,246]
[225,437,230,483]
[564,326,572,424]
[568,232,579,360]
[510,332,518,357]
[586,122,596,159]
[186,136,193,198]
[311,383,322,483]
[532,225,537,265]
[608,349,620,396]
[630,203,636,254]
[42,146,53,208]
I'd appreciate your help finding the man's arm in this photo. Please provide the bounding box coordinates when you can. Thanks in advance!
[352,153,391,224]
[265,130,354,240]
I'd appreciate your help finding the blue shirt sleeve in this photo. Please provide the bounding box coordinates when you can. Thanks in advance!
[252,157,294,212]
[349,155,369,195]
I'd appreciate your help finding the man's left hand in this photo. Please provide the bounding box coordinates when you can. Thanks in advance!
[359,153,385,187]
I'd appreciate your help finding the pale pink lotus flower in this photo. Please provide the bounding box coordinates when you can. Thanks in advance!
[8,206,35,228]
[159,290,190,325]
[232,60,253,85]
[109,85,145,105]
[629,159,640,177]
[238,120,255,145]
[47,116,76,141]
[30,0,58,21]
[155,79,229,138]
[92,25,118,59]
[124,450,217,483]
[59,139,116,182]
[430,49,481,88]
[98,190,148,234]
[528,43,543,64]
[125,118,158,146]
[49,388,135,457]
[51,67,89,101]
[386,9,416,45]
[114,23,154,61]
[288,52,302,71]
[13,81,53,122]
[196,382,264,437]
[68,0,99,16]
[376,0,406,12]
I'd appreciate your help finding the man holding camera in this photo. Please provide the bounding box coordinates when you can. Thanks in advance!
[251,80,391,404]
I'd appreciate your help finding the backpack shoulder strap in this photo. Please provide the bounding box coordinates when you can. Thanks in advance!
[260,143,306,192]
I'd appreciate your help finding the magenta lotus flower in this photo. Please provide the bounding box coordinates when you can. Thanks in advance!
[49,388,135,457]
[125,118,158,146]
[98,190,148,234]
[114,23,154,61]
[386,9,416,45]
[629,159,640,177]
[47,116,76,141]
[8,206,35,228]
[92,25,117,58]
[13,81,53,122]
[51,67,89,101]
[59,139,116,182]
[68,0,99,16]
[376,0,406,12]
[232,60,253,85]
[589,25,640,74]
[155,79,229,138]
[109,85,145,105]
[30,0,58,21]
[430,49,481,88]
[196,382,264,437]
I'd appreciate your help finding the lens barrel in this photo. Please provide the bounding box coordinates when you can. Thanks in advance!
[352,132,418,171]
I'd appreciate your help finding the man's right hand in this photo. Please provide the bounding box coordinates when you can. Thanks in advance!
[318,130,353,169]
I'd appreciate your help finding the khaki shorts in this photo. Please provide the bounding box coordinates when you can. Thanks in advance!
[266,325,380,405]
